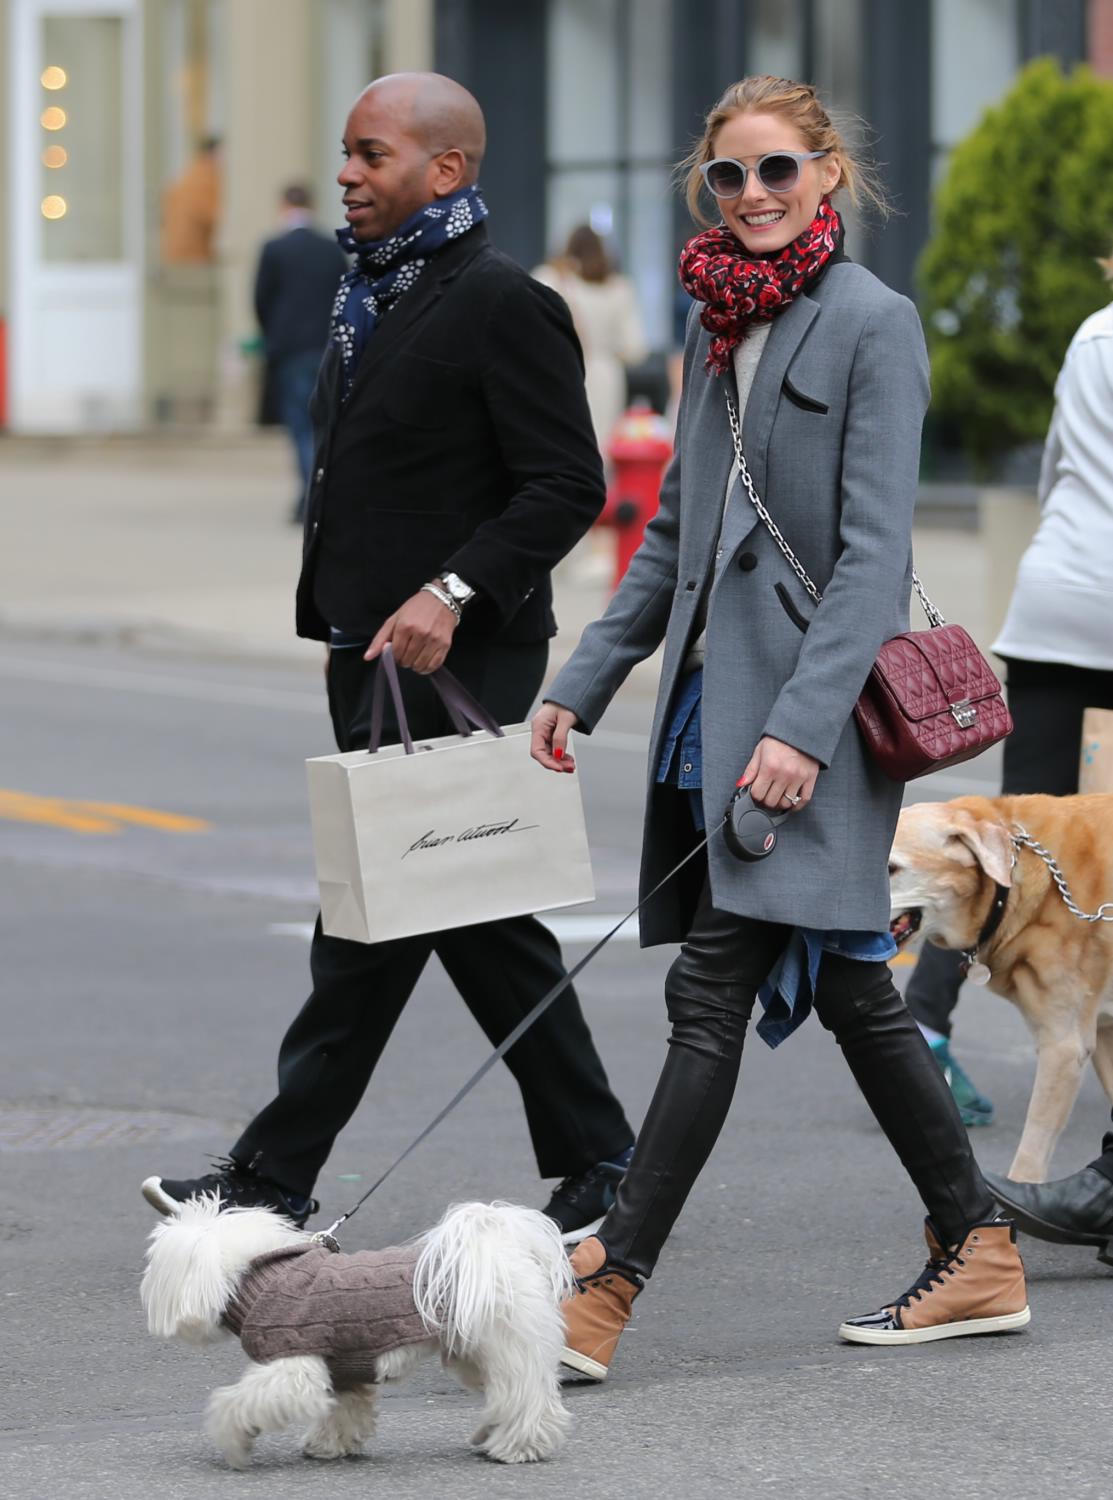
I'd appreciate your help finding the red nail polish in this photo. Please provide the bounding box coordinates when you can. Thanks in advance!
[554,746,564,760]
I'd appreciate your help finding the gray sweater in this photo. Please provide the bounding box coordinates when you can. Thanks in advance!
[222,1243,430,1390]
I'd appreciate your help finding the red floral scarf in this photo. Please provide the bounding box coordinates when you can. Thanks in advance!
[678,200,843,374]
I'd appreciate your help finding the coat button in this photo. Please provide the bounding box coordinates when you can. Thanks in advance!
[315,467,325,483]
[738,552,758,571]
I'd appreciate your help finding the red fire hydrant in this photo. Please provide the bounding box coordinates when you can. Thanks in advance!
[598,403,673,590]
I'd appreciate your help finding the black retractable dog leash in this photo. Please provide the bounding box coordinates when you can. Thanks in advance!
[312,814,728,1249]
[310,653,787,1250]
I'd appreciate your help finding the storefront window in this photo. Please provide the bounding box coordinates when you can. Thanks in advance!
[813,0,863,113]
[545,0,672,349]
[749,0,804,79]
[316,0,387,216]
[932,0,1020,177]
[39,14,124,262]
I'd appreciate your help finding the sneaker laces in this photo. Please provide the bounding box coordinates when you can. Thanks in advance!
[552,1163,606,1205]
[891,1246,966,1310]
[206,1154,255,1184]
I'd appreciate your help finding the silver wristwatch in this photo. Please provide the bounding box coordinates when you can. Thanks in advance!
[439,572,476,608]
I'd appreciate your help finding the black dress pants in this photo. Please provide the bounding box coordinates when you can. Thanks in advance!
[232,638,633,1196]
[905,658,1113,1037]
[599,873,994,1278]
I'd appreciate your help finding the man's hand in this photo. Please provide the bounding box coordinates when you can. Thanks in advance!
[364,585,459,674]
[531,701,579,772]
[739,735,820,812]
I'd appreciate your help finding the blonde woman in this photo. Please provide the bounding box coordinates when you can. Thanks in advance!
[532,77,1030,1376]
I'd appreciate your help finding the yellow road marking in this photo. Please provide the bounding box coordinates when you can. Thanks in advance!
[0,790,210,836]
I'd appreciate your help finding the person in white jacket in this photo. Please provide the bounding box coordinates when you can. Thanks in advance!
[995,300,1113,689]
[533,225,647,453]
[905,292,1113,1105]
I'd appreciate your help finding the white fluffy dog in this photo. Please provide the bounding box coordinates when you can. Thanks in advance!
[141,1195,574,1467]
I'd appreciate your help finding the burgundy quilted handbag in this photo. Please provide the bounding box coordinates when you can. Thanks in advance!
[851,615,1012,780]
[725,391,1012,781]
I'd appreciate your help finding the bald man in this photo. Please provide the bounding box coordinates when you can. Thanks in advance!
[143,74,635,1241]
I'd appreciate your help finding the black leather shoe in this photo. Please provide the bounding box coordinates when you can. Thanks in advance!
[983,1167,1113,1266]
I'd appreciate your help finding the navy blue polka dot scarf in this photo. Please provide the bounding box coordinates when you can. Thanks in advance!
[331,185,488,399]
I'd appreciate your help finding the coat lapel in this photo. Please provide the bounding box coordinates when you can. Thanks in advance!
[739,291,820,501]
[715,291,822,562]
[341,224,490,405]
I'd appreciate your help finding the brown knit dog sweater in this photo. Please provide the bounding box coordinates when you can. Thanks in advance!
[222,1243,431,1390]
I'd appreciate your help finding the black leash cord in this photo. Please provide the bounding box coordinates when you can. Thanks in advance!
[316,816,725,1242]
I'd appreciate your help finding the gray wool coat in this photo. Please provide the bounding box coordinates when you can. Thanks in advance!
[547,261,930,942]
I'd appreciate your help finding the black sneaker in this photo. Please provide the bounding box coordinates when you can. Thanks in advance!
[141,1156,318,1228]
[543,1159,627,1246]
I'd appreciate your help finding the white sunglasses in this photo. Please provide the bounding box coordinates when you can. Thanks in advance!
[699,150,828,199]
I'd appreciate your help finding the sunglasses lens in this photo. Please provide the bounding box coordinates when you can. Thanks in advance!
[758,154,800,192]
[705,160,746,198]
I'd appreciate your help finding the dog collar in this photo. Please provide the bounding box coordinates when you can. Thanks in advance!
[961,881,1010,983]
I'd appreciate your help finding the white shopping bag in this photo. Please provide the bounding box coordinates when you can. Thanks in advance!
[307,651,595,944]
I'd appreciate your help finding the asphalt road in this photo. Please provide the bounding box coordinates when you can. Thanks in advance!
[1,638,1110,1500]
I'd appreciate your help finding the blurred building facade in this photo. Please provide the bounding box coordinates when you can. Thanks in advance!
[0,0,1106,432]
[0,0,430,432]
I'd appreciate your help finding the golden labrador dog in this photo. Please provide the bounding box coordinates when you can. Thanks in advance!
[888,794,1113,1182]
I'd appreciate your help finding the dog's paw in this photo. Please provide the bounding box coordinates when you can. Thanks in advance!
[303,1426,366,1461]
[479,1406,569,1464]
[211,1430,255,1470]
[482,1437,548,1464]
[302,1435,352,1460]
[206,1402,256,1469]
[470,1423,492,1448]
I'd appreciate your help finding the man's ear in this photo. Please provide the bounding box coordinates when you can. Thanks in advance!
[950,814,1014,887]
[431,148,468,197]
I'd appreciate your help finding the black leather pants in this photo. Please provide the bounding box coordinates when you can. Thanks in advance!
[599,879,995,1279]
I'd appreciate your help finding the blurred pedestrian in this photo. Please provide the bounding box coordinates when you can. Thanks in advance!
[161,136,221,265]
[534,74,1027,1377]
[253,184,348,523]
[533,225,647,452]
[142,72,634,1242]
[905,283,1113,1119]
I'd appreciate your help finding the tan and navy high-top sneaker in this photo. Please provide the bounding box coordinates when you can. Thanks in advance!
[560,1236,642,1381]
[839,1218,1030,1345]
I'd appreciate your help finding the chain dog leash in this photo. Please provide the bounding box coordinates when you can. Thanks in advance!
[1011,822,1113,924]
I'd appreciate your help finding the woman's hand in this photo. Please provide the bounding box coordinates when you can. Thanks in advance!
[739,735,819,812]
[531,701,579,772]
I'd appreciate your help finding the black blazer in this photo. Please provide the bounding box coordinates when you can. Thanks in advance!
[296,223,605,644]
[254,226,349,362]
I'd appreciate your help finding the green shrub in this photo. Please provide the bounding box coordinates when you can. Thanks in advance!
[919,58,1113,475]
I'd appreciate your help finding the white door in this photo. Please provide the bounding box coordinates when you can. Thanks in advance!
[8,0,143,431]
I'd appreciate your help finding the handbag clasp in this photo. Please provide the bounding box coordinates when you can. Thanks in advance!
[950,698,977,729]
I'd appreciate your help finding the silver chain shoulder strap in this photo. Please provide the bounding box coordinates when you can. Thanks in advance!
[723,389,946,628]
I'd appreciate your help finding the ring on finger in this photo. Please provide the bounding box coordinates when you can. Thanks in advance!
[783,791,801,806]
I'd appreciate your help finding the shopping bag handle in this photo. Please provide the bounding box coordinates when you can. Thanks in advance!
[368,645,505,755]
